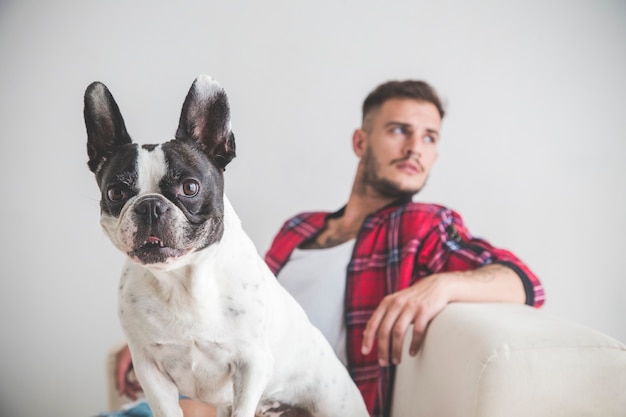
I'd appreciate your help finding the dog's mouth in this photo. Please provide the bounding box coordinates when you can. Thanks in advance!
[142,235,165,249]
[130,235,188,265]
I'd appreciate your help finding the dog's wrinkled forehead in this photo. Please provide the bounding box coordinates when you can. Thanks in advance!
[135,145,167,194]
[95,143,163,193]
[97,140,221,195]
[95,143,137,188]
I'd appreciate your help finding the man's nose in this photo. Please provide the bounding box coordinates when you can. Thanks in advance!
[404,133,423,157]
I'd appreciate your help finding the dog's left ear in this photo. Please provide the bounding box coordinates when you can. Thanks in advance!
[176,75,236,170]
[84,81,133,173]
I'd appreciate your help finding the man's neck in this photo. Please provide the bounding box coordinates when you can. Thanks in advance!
[299,191,405,250]
[346,190,398,218]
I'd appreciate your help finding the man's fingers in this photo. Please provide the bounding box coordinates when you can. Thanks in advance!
[361,299,388,355]
[409,304,438,356]
[374,315,393,366]
[373,300,404,366]
[123,387,136,401]
[361,319,377,356]
[363,288,443,365]
[390,311,415,364]
[124,381,141,400]
[115,345,138,398]
[409,319,428,356]
[115,364,127,394]
[121,371,142,400]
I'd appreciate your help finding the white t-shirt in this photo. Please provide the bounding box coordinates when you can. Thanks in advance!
[277,239,356,366]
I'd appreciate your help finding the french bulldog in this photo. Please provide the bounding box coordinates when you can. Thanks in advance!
[85,75,369,417]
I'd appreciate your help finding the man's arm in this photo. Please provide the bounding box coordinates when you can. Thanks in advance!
[361,263,524,366]
[115,344,143,400]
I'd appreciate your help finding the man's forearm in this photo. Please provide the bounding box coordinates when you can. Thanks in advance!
[440,263,526,304]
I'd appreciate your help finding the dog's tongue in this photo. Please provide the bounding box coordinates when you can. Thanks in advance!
[143,235,164,248]
[147,236,161,244]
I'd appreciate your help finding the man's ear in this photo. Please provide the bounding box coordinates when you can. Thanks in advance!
[352,129,367,157]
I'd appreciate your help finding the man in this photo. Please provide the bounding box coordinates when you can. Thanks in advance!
[113,80,544,417]
[264,80,544,417]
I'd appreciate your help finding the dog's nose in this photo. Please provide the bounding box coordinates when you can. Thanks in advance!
[134,197,169,225]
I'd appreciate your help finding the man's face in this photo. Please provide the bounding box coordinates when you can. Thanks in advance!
[354,98,442,198]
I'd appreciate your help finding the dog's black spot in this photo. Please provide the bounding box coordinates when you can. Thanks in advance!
[260,401,315,417]
[96,144,139,218]
[226,305,245,317]
[158,140,226,249]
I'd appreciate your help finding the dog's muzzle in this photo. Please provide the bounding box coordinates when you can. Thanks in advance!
[134,196,170,226]
[127,196,189,265]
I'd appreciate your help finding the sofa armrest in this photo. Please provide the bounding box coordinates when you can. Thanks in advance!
[391,303,626,417]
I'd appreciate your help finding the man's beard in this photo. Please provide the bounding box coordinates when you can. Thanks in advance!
[361,148,426,199]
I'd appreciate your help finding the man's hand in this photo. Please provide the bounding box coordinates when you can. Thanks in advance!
[360,264,526,366]
[115,344,143,400]
[361,274,450,366]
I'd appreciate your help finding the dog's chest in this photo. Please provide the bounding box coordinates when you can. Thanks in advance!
[120,264,260,340]
[148,337,234,401]
[118,256,269,400]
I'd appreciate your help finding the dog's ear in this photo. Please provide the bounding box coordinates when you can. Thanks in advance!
[84,82,132,173]
[175,75,236,170]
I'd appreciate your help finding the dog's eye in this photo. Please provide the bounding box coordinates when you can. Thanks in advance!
[107,186,127,202]
[181,180,200,197]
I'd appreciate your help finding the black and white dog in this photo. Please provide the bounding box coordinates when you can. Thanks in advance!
[85,75,369,417]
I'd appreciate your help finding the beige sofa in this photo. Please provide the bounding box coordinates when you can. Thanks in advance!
[107,303,626,416]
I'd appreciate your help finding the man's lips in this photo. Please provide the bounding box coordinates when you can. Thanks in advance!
[394,159,423,174]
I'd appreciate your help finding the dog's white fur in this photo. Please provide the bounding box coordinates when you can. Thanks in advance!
[91,76,369,417]
[117,196,367,417]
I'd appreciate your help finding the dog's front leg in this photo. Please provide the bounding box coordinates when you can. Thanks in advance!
[230,349,273,417]
[134,360,183,417]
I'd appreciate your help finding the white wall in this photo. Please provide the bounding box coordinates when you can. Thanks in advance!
[0,1,624,416]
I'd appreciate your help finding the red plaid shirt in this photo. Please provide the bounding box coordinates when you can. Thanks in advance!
[265,200,544,417]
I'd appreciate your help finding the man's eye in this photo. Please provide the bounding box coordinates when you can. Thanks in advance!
[181,180,200,197]
[425,135,436,143]
[391,126,407,135]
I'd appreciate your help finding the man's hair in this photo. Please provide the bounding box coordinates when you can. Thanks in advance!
[362,80,445,126]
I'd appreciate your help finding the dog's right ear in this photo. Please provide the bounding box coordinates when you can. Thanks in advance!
[175,75,236,170]
[84,82,132,173]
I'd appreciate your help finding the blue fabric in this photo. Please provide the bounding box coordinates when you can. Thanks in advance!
[97,400,152,417]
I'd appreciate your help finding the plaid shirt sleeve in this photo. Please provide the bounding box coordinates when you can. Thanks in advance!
[416,207,545,307]
[264,212,328,275]
[264,204,545,417]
